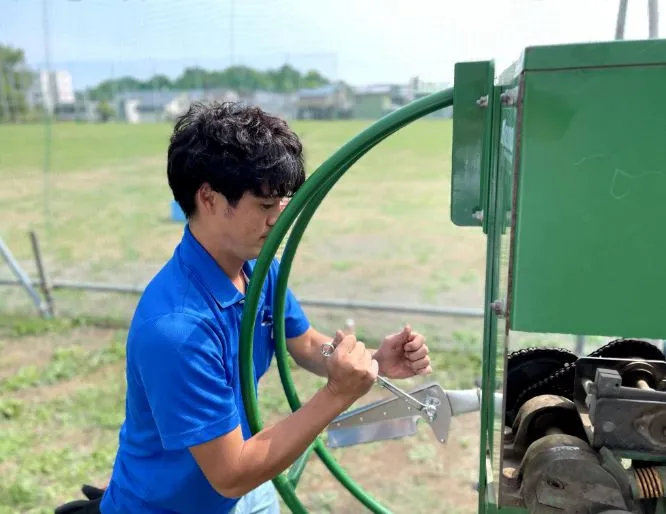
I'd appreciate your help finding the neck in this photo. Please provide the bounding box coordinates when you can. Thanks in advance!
[188,220,244,281]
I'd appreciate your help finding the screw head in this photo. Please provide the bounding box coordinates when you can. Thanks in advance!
[491,299,506,317]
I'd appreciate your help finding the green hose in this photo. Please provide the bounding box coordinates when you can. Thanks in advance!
[239,87,455,513]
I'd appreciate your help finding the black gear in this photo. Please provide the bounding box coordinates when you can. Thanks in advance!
[505,338,666,427]
[504,347,578,426]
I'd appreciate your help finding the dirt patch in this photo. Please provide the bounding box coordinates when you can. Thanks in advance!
[11,359,125,403]
[0,327,118,380]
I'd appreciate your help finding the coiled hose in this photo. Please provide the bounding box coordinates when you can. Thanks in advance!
[239,87,455,513]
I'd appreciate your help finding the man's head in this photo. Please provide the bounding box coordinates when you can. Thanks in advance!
[167,102,305,261]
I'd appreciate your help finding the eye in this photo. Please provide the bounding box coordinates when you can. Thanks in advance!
[262,203,276,210]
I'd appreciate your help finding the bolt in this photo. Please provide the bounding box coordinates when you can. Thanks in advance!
[499,93,511,106]
[491,299,505,317]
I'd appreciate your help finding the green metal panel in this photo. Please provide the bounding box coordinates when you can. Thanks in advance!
[522,38,666,71]
[509,58,666,338]
[451,60,495,227]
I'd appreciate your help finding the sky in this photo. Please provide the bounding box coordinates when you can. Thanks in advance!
[2,0,664,91]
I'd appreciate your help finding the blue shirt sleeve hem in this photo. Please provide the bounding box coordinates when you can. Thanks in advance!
[285,317,310,339]
[161,410,241,451]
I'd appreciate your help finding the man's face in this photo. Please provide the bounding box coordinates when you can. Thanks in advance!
[215,191,284,260]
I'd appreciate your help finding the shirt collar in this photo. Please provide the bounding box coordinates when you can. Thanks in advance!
[177,224,265,309]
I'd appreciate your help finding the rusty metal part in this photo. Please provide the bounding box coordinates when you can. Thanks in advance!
[507,395,587,458]
[573,357,666,456]
[633,466,666,499]
[510,339,666,422]
[518,434,634,514]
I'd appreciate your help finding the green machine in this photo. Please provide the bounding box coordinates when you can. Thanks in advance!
[239,38,666,514]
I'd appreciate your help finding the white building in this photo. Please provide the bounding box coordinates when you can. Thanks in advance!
[25,70,76,114]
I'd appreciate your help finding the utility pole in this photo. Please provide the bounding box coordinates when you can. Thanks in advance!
[648,0,660,38]
[616,0,629,39]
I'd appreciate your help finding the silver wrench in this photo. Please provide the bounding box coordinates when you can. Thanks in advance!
[320,340,434,416]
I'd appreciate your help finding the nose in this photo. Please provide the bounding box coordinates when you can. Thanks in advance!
[267,211,279,227]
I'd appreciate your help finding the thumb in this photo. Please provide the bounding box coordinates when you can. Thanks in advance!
[369,359,379,380]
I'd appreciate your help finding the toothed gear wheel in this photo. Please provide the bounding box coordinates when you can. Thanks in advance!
[505,338,665,427]
[504,347,578,426]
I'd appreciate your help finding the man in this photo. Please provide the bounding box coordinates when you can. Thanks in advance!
[55,102,431,514]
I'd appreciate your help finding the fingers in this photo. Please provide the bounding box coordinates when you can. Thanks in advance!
[334,331,355,352]
[403,331,431,375]
[404,332,426,352]
[405,343,429,361]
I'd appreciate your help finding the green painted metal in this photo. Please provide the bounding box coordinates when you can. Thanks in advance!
[239,88,454,513]
[451,61,495,228]
[475,84,502,514]
[508,54,666,339]
[521,38,666,71]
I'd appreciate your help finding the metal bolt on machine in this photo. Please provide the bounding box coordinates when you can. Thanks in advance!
[239,38,666,514]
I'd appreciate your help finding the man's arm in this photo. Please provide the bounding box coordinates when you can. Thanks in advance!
[190,334,379,498]
[286,327,350,377]
[137,314,377,500]
[190,382,353,498]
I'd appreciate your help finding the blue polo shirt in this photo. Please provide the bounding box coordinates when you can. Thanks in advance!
[100,225,310,514]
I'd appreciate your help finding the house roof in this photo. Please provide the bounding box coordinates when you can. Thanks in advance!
[297,84,341,97]
[114,88,234,108]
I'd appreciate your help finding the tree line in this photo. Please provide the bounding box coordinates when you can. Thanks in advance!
[0,43,334,122]
[87,64,332,101]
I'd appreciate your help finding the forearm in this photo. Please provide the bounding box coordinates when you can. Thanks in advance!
[290,330,334,377]
[229,386,353,496]
[290,330,377,378]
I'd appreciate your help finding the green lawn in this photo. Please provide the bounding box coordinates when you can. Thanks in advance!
[0,119,488,342]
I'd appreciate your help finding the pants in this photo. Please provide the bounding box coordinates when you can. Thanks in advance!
[55,482,279,514]
[231,482,280,514]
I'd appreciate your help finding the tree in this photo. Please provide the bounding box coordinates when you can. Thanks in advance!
[0,44,35,123]
[96,100,115,122]
[85,63,332,100]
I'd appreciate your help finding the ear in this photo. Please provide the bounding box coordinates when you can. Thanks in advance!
[196,183,225,215]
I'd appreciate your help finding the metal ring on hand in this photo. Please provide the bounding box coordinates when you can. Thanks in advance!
[321,341,336,357]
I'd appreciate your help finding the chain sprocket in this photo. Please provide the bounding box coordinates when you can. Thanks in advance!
[504,347,578,426]
[505,338,666,427]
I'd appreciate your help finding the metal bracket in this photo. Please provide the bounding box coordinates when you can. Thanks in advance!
[326,382,503,448]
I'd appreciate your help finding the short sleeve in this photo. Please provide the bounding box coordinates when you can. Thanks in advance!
[284,287,310,338]
[268,258,310,339]
[130,314,240,451]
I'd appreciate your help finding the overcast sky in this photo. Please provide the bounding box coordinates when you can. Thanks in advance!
[2,0,663,89]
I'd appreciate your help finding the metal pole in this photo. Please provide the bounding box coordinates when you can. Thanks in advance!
[648,0,660,38]
[616,0,629,39]
[29,231,55,316]
[0,238,49,317]
[0,276,484,318]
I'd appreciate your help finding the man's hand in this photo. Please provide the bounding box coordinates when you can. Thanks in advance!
[325,331,379,401]
[373,325,431,379]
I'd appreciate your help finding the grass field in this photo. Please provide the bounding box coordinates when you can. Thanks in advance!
[0,118,563,513]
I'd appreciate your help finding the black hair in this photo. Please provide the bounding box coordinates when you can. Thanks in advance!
[167,101,306,217]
